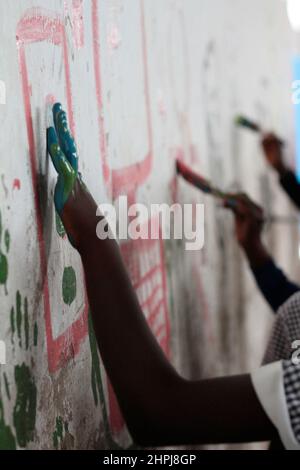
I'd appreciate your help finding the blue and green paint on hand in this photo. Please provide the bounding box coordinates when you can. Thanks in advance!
[47,103,78,215]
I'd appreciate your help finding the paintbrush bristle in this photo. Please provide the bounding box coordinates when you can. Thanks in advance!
[235,115,260,132]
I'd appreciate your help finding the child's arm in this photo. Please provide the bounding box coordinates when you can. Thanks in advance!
[229,195,300,311]
[47,104,277,446]
[262,133,300,210]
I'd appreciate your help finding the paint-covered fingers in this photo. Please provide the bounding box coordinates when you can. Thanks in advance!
[47,127,74,178]
[261,133,286,174]
[46,103,94,247]
[47,126,77,214]
[53,103,78,173]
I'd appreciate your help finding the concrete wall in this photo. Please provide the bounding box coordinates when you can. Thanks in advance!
[0,0,298,449]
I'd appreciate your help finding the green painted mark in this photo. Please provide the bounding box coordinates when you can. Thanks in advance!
[13,363,37,448]
[62,266,77,306]
[3,373,10,401]
[88,312,121,449]
[0,254,8,285]
[33,322,38,347]
[16,291,22,347]
[10,307,15,345]
[55,212,66,238]
[0,210,9,287]
[0,399,16,450]
[55,416,63,441]
[7,290,38,448]
[53,430,58,449]
[4,230,10,253]
[24,297,29,350]
[11,292,36,350]
[52,416,72,450]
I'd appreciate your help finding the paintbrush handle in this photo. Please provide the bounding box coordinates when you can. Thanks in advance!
[176,160,238,209]
[176,160,212,193]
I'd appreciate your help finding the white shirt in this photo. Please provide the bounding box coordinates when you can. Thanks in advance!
[251,292,300,449]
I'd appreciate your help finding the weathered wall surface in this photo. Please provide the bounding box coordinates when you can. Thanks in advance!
[0,0,298,449]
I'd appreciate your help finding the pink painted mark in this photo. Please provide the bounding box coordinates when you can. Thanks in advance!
[72,0,84,49]
[111,0,153,199]
[91,0,110,187]
[91,0,170,437]
[157,89,167,117]
[45,93,56,105]
[92,0,152,198]
[12,178,21,191]
[107,24,121,51]
[16,8,88,373]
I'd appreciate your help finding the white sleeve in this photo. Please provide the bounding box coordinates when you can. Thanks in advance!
[251,361,300,450]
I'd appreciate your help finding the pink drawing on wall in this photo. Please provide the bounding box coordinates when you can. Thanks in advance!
[12,178,21,191]
[107,23,122,51]
[16,8,88,373]
[91,0,110,187]
[72,0,84,49]
[91,0,170,438]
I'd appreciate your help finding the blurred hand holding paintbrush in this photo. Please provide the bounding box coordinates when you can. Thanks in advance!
[176,159,272,268]
[235,115,287,176]
[176,159,297,225]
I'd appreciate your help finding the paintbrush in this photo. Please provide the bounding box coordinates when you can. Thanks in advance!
[235,115,284,145]
[176,160,238,210]
[235,115,261,133]
[176,160,296,224]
